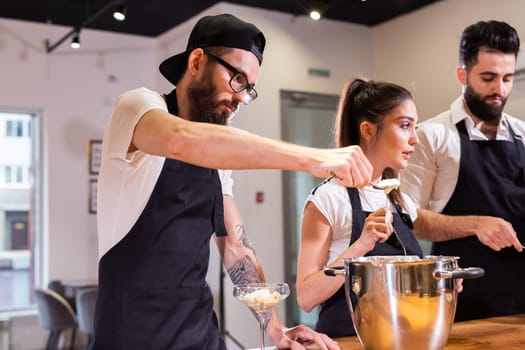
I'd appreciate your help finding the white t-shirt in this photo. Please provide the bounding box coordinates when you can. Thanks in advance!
[97,87,233,258]
[306,180,418,266]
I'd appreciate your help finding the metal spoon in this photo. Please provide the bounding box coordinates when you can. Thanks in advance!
[371,178,400,193]
[323,175,401,193]
[372,178,407,255]
[392,229,407,256]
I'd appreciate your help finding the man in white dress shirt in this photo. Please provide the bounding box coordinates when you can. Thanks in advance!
[402,20,525,321]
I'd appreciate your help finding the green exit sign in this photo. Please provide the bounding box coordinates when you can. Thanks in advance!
[308,68,330,78]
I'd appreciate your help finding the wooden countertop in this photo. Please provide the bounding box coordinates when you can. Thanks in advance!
[329,313,525,350]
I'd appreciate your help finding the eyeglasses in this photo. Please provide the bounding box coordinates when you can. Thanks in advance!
[204,50,258,104]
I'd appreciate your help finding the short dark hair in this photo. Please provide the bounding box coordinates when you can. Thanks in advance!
[459,20,520,69]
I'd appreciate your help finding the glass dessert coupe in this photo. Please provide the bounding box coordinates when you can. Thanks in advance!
[233,282,290,350]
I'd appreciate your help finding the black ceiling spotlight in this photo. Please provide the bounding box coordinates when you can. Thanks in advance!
[113,3,127,21]
[45,0,127,53]
[70,30,81,49]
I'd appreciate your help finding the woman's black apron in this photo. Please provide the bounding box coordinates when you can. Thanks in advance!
[432,119,525,321]
[90,90,227,349]
[315,186,423,338]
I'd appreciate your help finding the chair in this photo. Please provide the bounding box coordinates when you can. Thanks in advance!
[75,288,98,348]
[34,288,77,350]
[48,280,77,312]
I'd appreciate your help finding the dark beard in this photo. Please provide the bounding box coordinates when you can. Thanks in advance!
[186,79,237,126]
[464,84,506,122]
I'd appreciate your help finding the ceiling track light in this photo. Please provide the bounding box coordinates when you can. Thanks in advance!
[113,3,127,21]
[70,31,81,49]
[309,9,322,21]
[45,0,127,53]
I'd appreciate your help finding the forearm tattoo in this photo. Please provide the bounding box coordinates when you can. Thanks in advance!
[228,255,273,331]
[227,255,260,285]
[237,224,256,256]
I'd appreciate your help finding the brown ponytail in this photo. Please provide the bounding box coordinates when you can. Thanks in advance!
[334,78,413,210]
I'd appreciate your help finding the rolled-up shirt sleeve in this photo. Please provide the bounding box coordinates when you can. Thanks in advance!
[402,98,463,213]
[219,169,234,197]
[403,124,440,210]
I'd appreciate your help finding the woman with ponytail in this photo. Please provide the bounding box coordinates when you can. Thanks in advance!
[296,78,423,337]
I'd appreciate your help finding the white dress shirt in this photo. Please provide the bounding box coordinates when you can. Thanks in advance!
[401,96,525,213]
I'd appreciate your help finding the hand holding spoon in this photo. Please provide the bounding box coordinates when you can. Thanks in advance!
[372,178,407,255]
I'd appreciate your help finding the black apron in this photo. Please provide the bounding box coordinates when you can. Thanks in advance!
[315,186,423,338]
[432,119,525,321]
[90,90,227,349]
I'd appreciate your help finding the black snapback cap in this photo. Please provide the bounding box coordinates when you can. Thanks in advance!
[159,13,266,86]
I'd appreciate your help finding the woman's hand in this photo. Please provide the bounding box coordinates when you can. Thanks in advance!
[354,207,393,252]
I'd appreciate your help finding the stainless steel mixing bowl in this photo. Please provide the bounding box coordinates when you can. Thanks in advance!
[325,255,484,350]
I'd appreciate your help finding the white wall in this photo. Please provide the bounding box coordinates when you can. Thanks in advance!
[0,18,157,287]
[372,0,525,120]
[3,0,525,348]
[0,18,157,349]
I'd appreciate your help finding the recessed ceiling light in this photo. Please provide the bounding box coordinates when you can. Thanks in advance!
[309,10,321,21]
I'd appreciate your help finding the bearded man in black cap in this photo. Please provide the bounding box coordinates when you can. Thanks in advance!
[92,13,370,349]
[402,20,525,322]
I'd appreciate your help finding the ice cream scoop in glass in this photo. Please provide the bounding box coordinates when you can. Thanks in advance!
[233,283,290,350]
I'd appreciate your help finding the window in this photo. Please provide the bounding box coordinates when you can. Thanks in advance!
[1,165,28,185]
[3,165,11,183]
[0,111,40,311]
[4,118,30,138]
